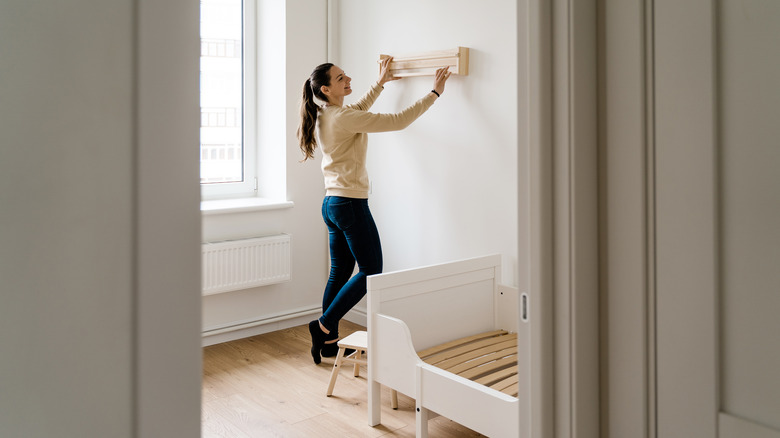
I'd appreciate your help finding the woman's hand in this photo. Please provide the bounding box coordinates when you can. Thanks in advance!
[377,56,401,87]
[432,67,452,96]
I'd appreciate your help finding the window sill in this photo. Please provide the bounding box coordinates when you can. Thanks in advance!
[201,197,294,216]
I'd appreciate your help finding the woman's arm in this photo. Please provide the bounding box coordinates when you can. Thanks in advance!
[335,94,437,133]
[336,66,451,134]
[346,57,401,112]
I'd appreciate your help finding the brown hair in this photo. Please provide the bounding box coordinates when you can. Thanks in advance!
[296,63,333,161]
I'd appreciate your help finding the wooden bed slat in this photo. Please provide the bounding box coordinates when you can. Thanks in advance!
[475,366,517,387]
[503,382,519,397]
[432,339,518,369]
[422,336,513,365]
[489,374,519,392]
[458,355,518,380]
[420,332,517,365]
[416,330,507,358]
[441,346,517,375]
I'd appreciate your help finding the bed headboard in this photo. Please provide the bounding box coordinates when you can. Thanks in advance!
[367,254,510,352]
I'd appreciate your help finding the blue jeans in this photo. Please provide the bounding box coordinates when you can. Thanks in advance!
[320,196,383,333]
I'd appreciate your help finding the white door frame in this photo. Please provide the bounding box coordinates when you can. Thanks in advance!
[598,0,656,436]
[522,1,600,437]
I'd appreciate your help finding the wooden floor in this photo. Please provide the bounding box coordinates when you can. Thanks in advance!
[202,320,484,437]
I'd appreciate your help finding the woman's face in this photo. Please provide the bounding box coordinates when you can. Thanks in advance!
[322,65,352,102]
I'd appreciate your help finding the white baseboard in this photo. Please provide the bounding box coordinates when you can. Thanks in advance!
[202,305,368,347]
[201,306,320,347]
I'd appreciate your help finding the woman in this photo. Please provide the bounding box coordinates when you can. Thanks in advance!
[297,57,451,364]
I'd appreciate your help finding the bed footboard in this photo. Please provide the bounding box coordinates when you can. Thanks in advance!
[367,254,519,436]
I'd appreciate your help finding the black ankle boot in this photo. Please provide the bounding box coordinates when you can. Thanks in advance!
[308,320,327,365]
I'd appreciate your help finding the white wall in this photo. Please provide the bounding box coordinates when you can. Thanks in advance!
[335,0,518,281]
[201,0,331,343]
[0,0,201,437]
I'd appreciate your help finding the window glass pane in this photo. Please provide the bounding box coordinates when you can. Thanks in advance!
[200,0,243,184]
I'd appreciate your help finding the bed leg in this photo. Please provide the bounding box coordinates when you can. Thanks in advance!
[416,402,429,438]
[368,380,381,426]
[391,389,398,409]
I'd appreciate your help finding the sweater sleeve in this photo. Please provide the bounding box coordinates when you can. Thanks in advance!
[345,82,383,112]
[334,93,438,134]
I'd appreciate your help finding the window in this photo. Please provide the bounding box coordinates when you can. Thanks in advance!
[200,0,257,199]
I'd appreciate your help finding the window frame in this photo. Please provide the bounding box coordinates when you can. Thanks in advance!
[200,0,258,200]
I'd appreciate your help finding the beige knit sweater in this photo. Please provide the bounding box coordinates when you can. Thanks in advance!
[316,83,438,198]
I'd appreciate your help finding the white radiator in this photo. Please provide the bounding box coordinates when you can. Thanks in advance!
[202,234,291,296]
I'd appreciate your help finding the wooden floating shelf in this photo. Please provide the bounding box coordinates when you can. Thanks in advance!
[379,47,469,78]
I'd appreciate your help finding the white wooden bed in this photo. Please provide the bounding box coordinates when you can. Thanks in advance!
[367,254,520,437]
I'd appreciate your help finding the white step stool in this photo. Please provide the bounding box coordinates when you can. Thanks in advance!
[326,330,398,409]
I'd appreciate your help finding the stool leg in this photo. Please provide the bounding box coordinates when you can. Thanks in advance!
[326,347,346,396]
[353,349,361,377]
[391,389,398,409]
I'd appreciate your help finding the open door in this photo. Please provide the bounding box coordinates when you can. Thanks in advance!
[654,1,780,436]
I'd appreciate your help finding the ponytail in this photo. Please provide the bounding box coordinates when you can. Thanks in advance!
[296,63,334,161]
[297,79,319,161]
